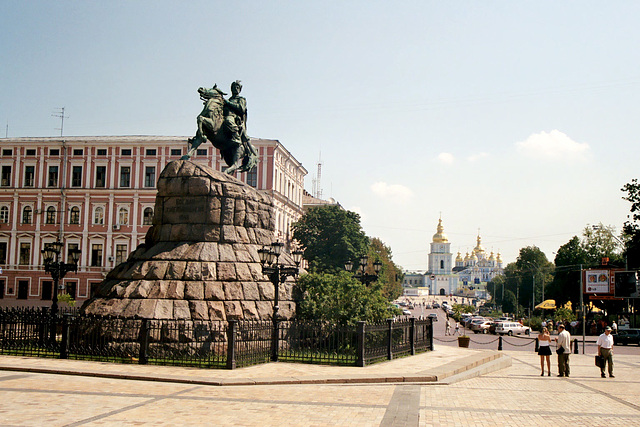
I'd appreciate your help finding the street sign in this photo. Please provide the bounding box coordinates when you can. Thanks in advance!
[588,295,623,301]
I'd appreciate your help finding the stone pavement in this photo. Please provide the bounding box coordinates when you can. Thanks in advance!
[0,346,639,426]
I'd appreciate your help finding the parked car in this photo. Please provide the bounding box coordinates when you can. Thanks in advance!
[614,328,640,345]
[432,303,440,309]
[428,313,438,322]
[402,309,412,316]
[470,320,492,334]
[495,322,531,336]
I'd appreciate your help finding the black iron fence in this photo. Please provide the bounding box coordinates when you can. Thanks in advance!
[0,308,433,369]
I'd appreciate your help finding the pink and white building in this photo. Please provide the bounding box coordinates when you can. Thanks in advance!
[0,136,306,307]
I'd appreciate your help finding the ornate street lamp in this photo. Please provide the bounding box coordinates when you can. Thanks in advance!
[345,254,382,285]
[41,241,81,321]
[259,242,303,361]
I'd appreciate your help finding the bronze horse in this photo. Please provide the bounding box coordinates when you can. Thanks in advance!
[181,85,257,174]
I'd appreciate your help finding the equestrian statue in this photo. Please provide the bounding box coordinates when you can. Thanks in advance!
[181,80,258,174]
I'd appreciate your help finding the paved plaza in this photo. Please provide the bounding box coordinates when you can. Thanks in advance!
[1,344,639,426]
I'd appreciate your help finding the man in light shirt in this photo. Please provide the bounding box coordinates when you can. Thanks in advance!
[596,326,615,378]
[556,323,571,377]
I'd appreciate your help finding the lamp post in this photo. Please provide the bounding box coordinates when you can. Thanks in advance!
[41,241,81,343]
[42,241,81,316]
[345,254,382,285]
[258,242,303,362]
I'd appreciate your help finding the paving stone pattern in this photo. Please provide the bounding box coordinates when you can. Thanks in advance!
[1,347,639,426]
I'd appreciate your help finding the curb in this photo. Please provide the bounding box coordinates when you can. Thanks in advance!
[0,351,510,387]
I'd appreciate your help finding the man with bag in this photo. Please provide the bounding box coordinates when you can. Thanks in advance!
[596,326,615,378]
[555,323,571,377]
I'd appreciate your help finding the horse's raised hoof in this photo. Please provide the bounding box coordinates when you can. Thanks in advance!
[180,155,191,160]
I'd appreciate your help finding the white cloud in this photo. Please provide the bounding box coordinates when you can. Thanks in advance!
[515,130,592,162]
[467,152,489,163]
[370,182,413,203]
[437,152,455,165]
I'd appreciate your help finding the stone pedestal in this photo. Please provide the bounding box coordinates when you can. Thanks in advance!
[82,160,296,321]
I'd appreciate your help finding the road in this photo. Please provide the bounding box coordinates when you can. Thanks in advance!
[402,303,640,356]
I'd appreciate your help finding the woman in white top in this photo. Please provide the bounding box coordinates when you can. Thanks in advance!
[537,327,552,376]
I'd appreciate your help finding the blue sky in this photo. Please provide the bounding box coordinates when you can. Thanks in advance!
[2,1,639,270]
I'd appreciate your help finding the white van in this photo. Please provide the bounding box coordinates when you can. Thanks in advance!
[495,322,531,336]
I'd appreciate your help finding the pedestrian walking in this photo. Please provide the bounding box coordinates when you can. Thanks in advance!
[555,323,571,377]
[445,320,451,336]
[537,327,552,376]
[454,322,460,335]
[596,326,615,378]
[611,320,617,334]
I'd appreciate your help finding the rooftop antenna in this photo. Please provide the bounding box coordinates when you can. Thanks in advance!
[52,107,68,137]
[313,152,323,199]
[5,120,7,138]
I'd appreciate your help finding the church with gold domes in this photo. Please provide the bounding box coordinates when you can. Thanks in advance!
[403,218,504,297]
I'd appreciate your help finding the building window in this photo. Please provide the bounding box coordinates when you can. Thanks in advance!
[0,279,4,299]
[49,148,60,156]
[17,281,29,299]
[196,149,207,156]
[94,206,104,225]
[67,243,79,264]
[144,166,156,188]
[45,206,56,224]
[0,206,8,223]
[0,242,6,264]
[2,149,12,156]
[19,242,31,265]
[121,149,132,156]
[65,282,77,298]
[95,166,106,188]
[72,166,83,187]
[247,167,257,188]
[91,244,103,267]
[24,166,35,187]
[118,207,129,225]
[69,206,80,224]
[171,149,182,156]
[22,206,32,224]
[1,166,11,187]
[116,244,127,265]
[73,149,83,156]
[97,149,107,156]
[145,149,157,156]
[120,166,130,187]
[26,149,36,156]
[143,207,153,225]
[42,281,53,300]
[48,166,59,187]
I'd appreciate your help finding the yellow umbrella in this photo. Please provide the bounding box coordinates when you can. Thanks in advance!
[535,299,556,310]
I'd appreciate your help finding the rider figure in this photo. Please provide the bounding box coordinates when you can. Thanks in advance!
[223,80,248,148]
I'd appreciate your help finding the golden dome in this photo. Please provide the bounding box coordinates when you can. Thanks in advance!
[496,252,503,263]
[464,252,470,262]
[474,233,485,255]
[456,252,463,262]
[432,218,449,243]
[489,251,496,261]
[470,252,478,261]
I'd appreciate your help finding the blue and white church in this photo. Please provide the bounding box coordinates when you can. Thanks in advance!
[403,218,504,297]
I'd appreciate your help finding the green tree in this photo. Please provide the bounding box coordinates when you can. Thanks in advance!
[513,246,554,313]
[549,236,587,311]
[295,271,398,326]
[291,205,369,273]
[581,223,624,266]
[621,179,640,269]
[369,237,403,300]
